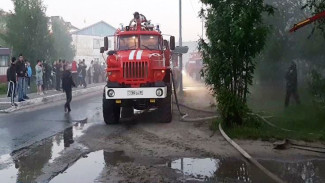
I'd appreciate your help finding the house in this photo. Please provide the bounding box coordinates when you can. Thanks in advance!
[71,21,116,65]
[0,47,11,82]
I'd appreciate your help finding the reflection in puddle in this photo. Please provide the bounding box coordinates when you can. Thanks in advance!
[50,150,133,183]
[170,158,219,180]
[0,121,88,183]
[0,153,11,164]
[104,151,134,166]
[169,158,325,182]
[50,150,105,183]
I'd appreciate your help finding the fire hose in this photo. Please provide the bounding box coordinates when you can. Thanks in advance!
[170,70,285,183]
[170,70,218,122]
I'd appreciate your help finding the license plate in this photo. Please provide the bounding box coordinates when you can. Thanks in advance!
[127,90,143,96]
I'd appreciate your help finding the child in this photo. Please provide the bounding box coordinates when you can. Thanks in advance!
[7,57,17,106]
[35,60,44,95]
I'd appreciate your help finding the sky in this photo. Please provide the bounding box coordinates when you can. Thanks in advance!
[1,0,204,42]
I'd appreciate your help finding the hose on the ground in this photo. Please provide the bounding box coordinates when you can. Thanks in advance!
[219,123,286,183]
[170,71,286,182]
[252,113,325,153]
[170,70,218,122]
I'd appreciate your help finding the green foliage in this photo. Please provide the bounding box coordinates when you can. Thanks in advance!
[1,0,52,66]
[199,0,274,126]
[0,9,9,47]
[51,17,75,61]
[303,0,325,36]
[309,69,325,107]
[0,83,7,95]
[217,89,249,127]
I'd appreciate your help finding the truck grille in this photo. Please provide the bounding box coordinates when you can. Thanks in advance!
[123,61,149,79]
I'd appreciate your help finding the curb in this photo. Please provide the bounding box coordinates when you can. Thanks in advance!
[0,85,104,113]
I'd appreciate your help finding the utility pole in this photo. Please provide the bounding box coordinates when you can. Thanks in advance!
[179,0,183,93]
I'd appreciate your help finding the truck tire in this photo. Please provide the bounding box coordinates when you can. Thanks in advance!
[103,99,120,125]
[158,86,172,123]
[121,107,134,118]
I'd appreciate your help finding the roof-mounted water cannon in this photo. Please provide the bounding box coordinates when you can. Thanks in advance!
[128,12,156,31]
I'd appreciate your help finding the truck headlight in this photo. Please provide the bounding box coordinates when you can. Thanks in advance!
[156,88,163,97]
[108,89,115,97]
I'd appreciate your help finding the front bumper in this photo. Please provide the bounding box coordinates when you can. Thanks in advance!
[104,86,167,99]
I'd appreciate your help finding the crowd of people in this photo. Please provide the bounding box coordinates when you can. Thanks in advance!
[6,54,107,109]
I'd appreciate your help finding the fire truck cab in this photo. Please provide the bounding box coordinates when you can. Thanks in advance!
[100,15,175,124]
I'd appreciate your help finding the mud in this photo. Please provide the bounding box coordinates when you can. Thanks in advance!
[0,75,324,182]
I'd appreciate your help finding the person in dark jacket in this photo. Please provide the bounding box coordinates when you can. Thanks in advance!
[62,64,76,112]
[16,54,28,102]
[78,60,87,88]
[285,61,301,107]
[55,60,62,91]
[7,57,18,106]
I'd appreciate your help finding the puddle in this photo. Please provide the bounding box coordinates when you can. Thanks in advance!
[170,158,220,180]
[50,150,133,183]
[103,151,134,166]
[169,158,325,182]
[0,121,89,183]
[50,150,105,183]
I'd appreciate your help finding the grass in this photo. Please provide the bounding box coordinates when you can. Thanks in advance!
[0,83,7,95]
[0,79,37,96]
[214,84,325,142]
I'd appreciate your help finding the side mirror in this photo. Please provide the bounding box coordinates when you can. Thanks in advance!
[108,50,117,56]
[104,37,109,51]
[100,47,105,54]
[170,36,175,50]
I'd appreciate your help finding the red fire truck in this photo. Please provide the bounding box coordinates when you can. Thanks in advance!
[100,14,176,124]
[185,52,202,81]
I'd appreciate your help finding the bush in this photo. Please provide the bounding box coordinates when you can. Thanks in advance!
[309,69,325,108]
[217,89,249,127]
[199,0,274,127]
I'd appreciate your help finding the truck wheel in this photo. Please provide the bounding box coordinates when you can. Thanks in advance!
[158,86,172,123]
[121,107,134,118]
[103,99,120,125]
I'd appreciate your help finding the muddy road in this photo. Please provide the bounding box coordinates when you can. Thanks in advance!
[1,79,325,183]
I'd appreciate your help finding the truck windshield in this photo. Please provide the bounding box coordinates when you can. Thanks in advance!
[119,35,138,50]
[140,35,160,50]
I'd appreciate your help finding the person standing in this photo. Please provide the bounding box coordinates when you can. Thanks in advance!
[16,54,27,102]
[26,61,32,90]
[55,60,62,91]
[78,60,87,88]
[285,61,300,107]
[101,62,106,82]
[71,60,78,86]
[35,60,44,95]
[22,59,29,100]
[43,60,50,91]
[94,61,100,83]
[7,57,18,106]
[88,60,94,84]
[62,64,76,112]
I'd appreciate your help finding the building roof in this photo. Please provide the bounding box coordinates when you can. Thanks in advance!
[71,21,116,37]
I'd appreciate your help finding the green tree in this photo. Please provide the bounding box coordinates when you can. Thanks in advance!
[0,9,9,47]
[2,0,52,66]
[199,0,274,126]
[51,17,75,61]
[303,0,325,35]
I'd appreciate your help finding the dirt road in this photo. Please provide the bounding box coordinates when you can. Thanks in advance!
[1,75,325,183]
